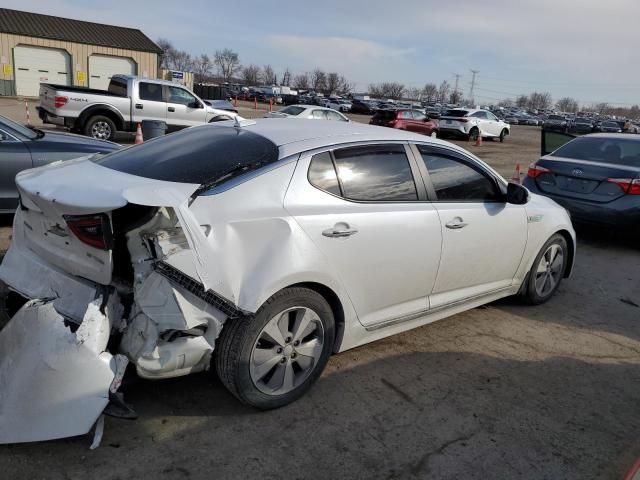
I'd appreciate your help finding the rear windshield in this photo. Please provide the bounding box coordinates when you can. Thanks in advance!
[93,126,279,190]
[280,106,305,116]
[548,115,565,121]
[553,136,640,167]
[444,110,468,117]
[374,110,397,120]
[575,118,591,124]
[108,78,128,96]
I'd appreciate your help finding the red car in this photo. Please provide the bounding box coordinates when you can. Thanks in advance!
[369,109,439,137]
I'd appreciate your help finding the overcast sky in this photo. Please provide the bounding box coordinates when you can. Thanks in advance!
[5,0,640,106]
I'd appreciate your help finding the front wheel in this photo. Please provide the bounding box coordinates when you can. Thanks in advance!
[521,234,568,305]
[215,287,335,409]
[499,128,508,143]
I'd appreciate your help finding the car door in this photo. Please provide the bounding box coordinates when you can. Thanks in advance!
[485,111,502,135]
[0,128,32,211]
[411,111,431,135]
[165,85,208,130]
[131,81,167,125]
[470,111,490,136]
[412,144,527,308]
[284,143,442,328]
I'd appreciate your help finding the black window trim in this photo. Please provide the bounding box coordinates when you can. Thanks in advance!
[409,143,507,203]
[305,141,429,203]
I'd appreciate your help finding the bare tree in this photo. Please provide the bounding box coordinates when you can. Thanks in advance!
[406,87,422,101]
[293,73,310,90]
[337,75,353,95]
[498,98,514,108]
[242,64,261,86]
[325,72,341,95]
[449,90,463,105]
[311,69,327,92]
[422,83,438,103]
[192,54,212,83]
[516,95,529,108]
[556,97,579,113]
[171,50,193,72]
[369,82,404,100]
[156,38,174,70]
[262,65,276,85]
[214,48,240,82]
[437,81,450,103]
[593,102,610,115]
[527,92,552,111]
[281,68,292,86]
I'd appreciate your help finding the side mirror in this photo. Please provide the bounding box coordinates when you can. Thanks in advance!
[189,101,203,109]
[423,116,430,122]
[506,182,529,205]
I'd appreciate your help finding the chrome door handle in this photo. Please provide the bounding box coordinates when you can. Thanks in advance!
[322,226,358,238]
[445,217,468,229]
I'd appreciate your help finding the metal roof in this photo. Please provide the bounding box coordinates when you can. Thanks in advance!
[0,8,162,53]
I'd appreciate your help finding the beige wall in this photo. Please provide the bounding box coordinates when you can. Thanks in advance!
[0,32,158,94]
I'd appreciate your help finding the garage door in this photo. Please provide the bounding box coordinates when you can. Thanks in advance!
[13,46,71,97]
[89,55,136,90]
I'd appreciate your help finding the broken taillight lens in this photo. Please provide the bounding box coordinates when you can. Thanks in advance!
[64,214,113,250]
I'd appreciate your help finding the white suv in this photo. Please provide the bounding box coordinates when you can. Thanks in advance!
[440,108,510,142]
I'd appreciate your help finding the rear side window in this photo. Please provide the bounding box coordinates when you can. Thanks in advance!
[308,152,341,196]
[108,78,127,97]
[333,145,417,201]
[139,82,163,102]
[418,147,500,201]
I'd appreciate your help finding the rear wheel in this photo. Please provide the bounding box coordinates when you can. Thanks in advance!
[84,115,116,141]
[215,287,335,409]
[521,234,567,304]
[468,127,479,141]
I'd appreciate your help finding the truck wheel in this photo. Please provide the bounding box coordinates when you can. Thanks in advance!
[84,115,116,141]
[215,287,335,409]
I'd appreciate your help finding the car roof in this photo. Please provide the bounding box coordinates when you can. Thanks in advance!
[580,132,638,139]
[211,118,460,157]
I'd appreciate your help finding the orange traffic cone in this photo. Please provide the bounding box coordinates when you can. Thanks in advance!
[511,163,522,184]
[134,123,143,144]
[254,98,258,110]
[134,122,144,145]
[269,99,273,112]
[474,133,483,147]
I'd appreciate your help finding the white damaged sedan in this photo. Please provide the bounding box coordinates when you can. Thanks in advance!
[0,118,575,443]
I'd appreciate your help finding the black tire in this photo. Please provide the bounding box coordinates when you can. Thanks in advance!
[499,128,508,143]
[468,127,479,141]
[521,234,568,305]
[83,115,116,141]
[215,287,335,409]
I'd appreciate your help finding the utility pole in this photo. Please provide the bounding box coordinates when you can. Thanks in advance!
[453,73,461,95]
[469,69,479,104]
[453,73,461,103]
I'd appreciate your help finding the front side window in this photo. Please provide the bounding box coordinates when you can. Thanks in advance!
[333,145,417,201]
[311,110,328,120]
[326,110,347,122]
[168,86,197,106]
[139,82,164,102]
[418,147,500,201]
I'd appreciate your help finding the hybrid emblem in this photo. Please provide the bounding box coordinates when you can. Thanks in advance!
[572,168,584,176]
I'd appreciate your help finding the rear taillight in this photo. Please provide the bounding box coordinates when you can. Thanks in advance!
[64,214,113,250]
[54,96,68,108]
[527,163,551,178]
[458,118,468,123]
[607,178,640,195]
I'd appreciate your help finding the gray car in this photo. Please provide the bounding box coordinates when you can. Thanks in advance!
[0,115,120,213]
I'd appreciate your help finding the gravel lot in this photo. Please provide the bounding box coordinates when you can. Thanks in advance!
[0,99,639,480]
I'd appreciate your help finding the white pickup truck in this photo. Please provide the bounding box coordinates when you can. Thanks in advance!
[38,75,240,140]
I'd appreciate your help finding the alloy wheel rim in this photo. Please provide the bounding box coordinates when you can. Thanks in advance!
[250,306,324,395]
[91,121,111,139]
[534,244,564,297]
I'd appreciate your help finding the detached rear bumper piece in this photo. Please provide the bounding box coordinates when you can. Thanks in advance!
[0,299,116,444]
